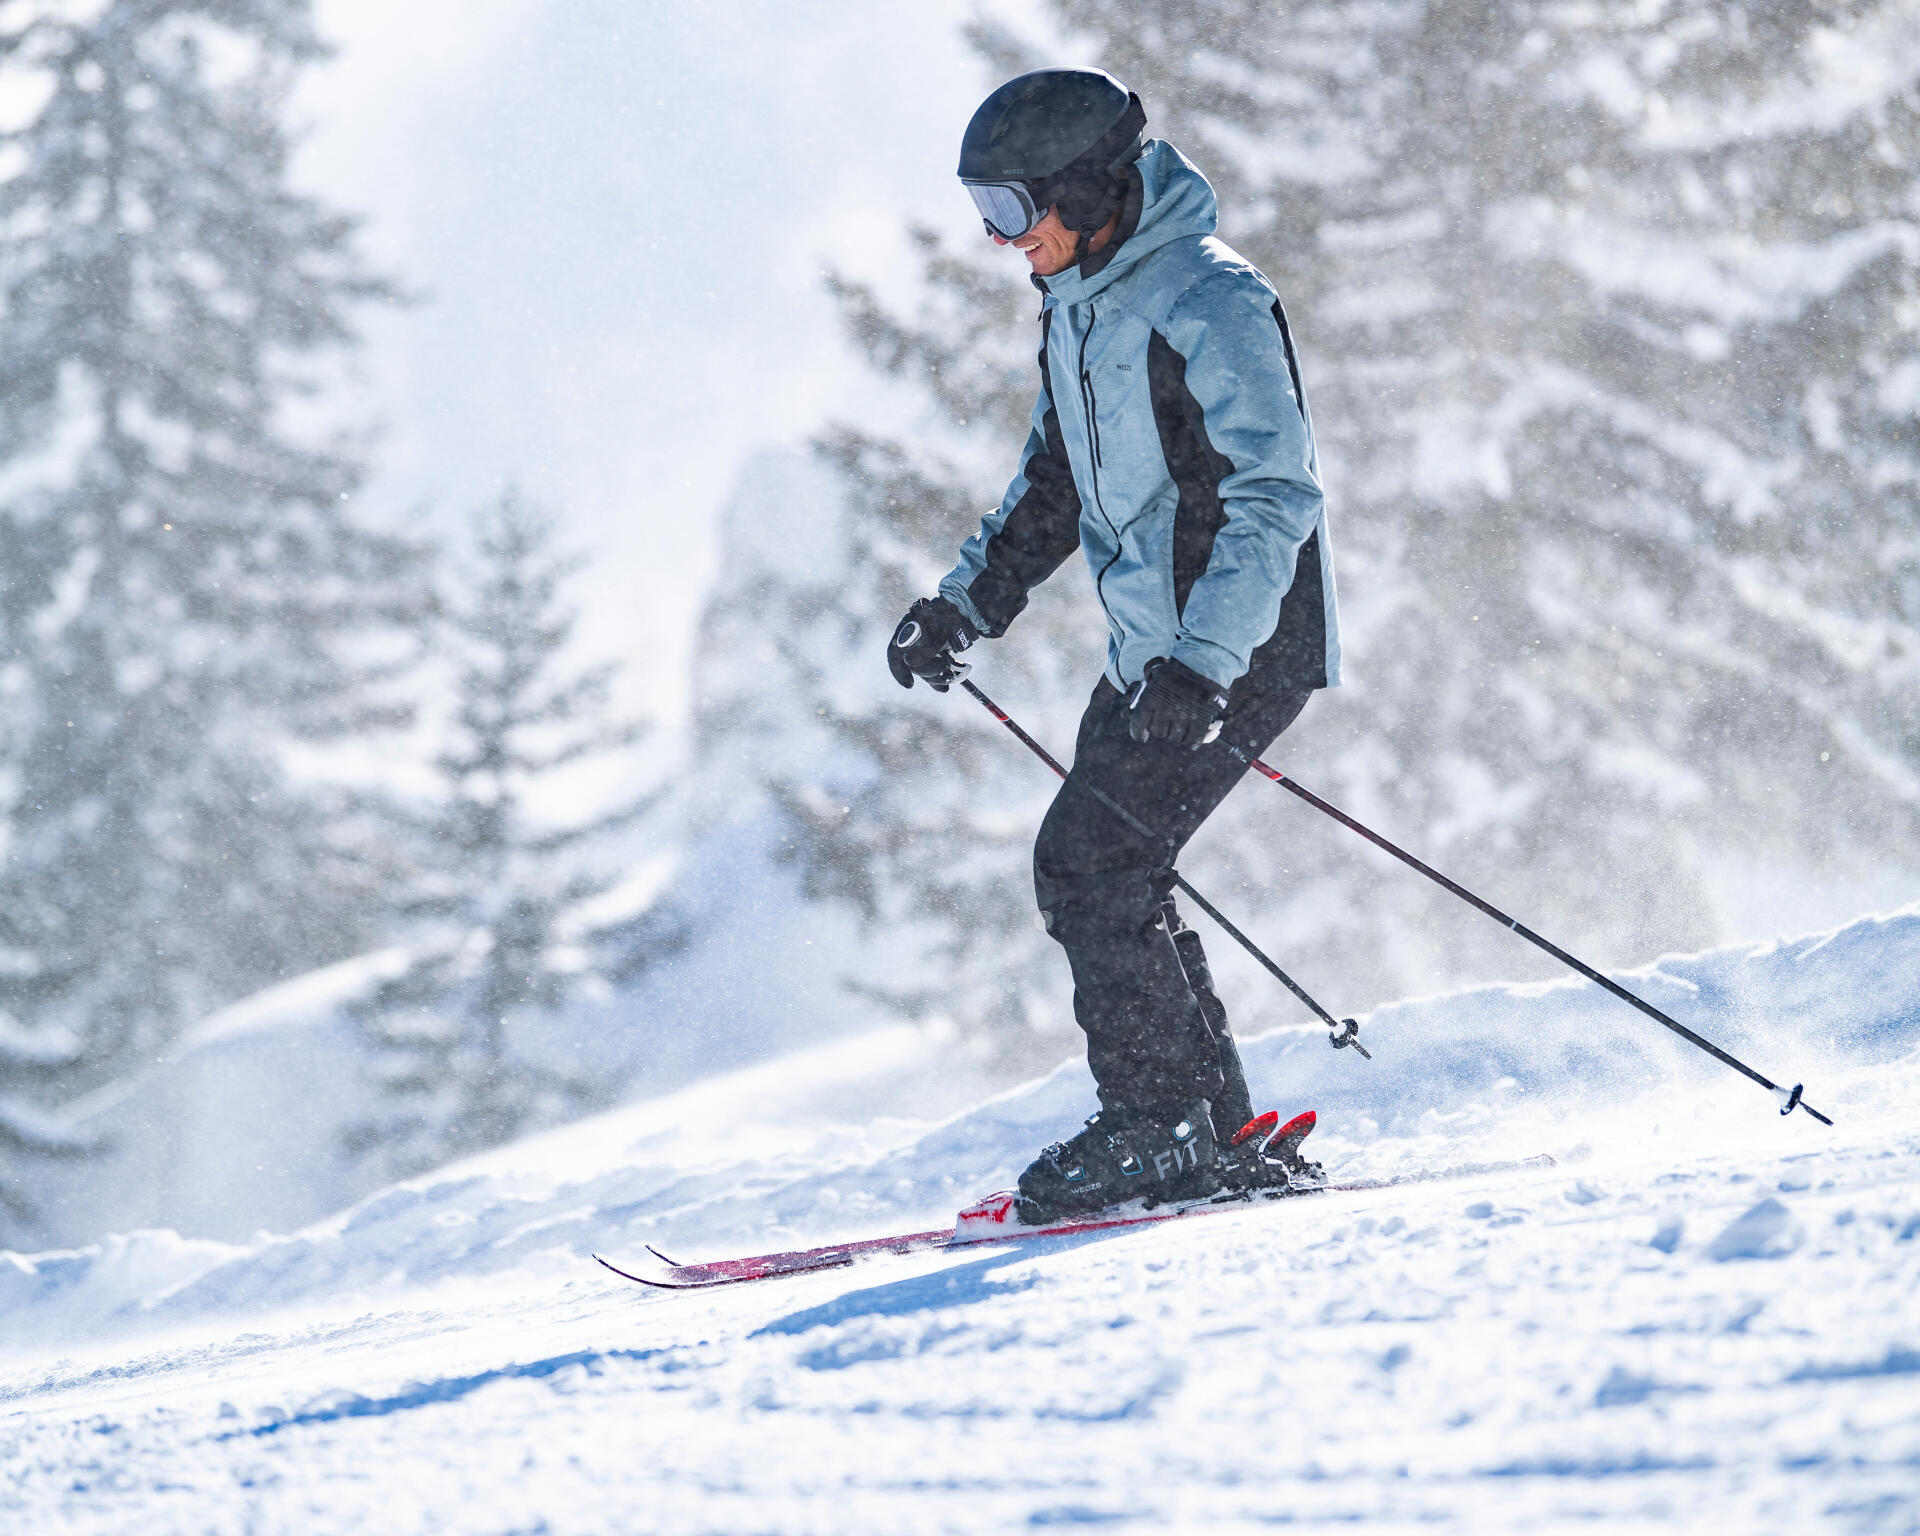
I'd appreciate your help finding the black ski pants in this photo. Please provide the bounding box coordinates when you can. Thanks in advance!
[1034,676,1313,1128]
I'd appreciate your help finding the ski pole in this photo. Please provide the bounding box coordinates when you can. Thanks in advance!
[1218,744,1833,1126]
[958,678,1369,1059]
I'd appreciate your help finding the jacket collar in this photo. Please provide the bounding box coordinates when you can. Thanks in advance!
[1034,140,1219,305]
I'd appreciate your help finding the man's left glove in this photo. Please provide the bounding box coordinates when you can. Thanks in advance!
[1128,658,1229,749]
[887,596,979,691]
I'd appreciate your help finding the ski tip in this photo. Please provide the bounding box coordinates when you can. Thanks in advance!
[594,1251,692,1290]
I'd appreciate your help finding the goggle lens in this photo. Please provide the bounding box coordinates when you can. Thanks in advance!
[965,181,1040,240]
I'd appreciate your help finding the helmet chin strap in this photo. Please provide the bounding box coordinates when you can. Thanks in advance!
[1066,164,1135,274]
[1071,201,1119,274]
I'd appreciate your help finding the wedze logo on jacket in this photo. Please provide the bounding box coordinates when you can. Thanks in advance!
[941,140,1342,698]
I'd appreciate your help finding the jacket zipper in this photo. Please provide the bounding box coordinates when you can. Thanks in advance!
[1075,307,1128,658]
[1080,369,1103,468]
[1077,309,1104,480]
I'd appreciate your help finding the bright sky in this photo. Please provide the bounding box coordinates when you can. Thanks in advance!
[294,0,1005,734]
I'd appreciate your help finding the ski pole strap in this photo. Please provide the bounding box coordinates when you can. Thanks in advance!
[1225,746,1833,1126]
[959,678,1366,1061]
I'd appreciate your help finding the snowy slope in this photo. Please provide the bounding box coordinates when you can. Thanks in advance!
[1,905,1917,1533]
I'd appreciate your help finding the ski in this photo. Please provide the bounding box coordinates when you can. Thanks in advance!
[593,1150,1556,1291]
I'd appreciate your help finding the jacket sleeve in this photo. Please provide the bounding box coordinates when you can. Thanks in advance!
[939,323,1082,638]
[1160,271,1324,689]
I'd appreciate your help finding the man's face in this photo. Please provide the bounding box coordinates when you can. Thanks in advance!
[992,205,1079,277]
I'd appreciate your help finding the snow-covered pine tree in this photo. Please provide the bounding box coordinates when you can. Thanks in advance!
[0,0,420,1222]
[348,493,662,1179]
[725,0,1920,1066]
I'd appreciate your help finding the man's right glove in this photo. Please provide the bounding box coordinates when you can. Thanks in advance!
[887,596,979,691]
[1128,657,1229,749]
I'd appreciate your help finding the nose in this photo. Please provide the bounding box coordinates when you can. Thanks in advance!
[991,232,1010,246]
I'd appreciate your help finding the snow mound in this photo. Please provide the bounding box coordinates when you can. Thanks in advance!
[0,1229,243,1342]
[1706,1197,1803,1260]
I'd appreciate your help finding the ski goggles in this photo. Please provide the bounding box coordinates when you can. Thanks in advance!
[963,178,1046,240]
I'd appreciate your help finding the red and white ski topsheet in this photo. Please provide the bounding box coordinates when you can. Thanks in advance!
[594,1116,1554,1291]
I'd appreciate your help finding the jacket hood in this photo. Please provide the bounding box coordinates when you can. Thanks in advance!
[1037,139,1219,305]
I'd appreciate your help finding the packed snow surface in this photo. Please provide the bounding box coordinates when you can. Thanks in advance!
[3,905,1918,1533]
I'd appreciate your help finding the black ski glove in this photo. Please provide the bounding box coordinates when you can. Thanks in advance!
[887,596,979,691]
[1128,657,1229,749]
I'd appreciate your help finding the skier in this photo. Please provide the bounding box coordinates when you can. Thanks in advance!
[887,68,1342,1222]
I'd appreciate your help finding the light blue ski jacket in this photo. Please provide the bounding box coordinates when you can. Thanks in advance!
[940,140,1341,695]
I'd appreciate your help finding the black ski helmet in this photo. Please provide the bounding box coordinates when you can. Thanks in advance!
[958,67,1146,243]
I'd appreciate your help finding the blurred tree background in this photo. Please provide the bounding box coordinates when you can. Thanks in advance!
[0,2,669,1237]
[0,0,426,1221]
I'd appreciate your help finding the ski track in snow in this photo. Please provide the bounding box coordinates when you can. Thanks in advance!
[3,906,1919,1534]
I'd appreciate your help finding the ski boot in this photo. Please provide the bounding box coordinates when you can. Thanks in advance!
[1217,1109,1326,1194]
[1016,1101,1218,1224]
